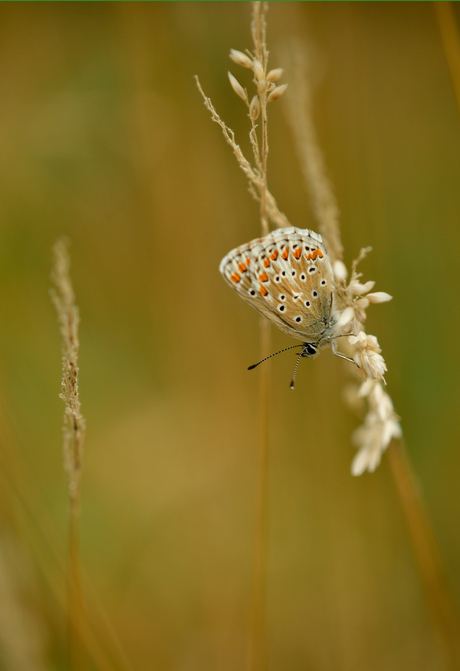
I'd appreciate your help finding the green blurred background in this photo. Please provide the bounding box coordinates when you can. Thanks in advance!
[0,2,459,669]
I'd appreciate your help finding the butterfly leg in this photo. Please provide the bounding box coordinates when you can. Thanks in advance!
[330,339,358,366]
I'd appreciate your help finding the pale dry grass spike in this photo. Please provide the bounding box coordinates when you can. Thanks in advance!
[50,237,86,669]
[196,2,290,232]
[282,23,460,667]
[282,39,400,475]
[50,238,86,500]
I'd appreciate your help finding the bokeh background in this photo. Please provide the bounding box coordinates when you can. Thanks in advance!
[0,2,459,669]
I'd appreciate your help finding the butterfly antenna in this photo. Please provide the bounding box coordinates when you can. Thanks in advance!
[248,344,303,371]
[289,349,304,390]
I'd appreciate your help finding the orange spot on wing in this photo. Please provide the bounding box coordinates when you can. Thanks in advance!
[258,271,268,283]
[260,285,268,297]
[246,258,251,266]
[310,248,324,260]
[270,250,278,261]
[292,247,302,259]
[281,247,289,260]
[263,257,270,268]
[230,272,241,283]
[238,262,247,273]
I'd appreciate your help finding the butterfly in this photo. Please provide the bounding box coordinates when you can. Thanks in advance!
[219,227,354,387]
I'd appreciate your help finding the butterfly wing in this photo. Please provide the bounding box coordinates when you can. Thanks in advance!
[220,227,337,344]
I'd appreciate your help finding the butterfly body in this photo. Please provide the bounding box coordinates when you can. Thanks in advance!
[220,227,342,355]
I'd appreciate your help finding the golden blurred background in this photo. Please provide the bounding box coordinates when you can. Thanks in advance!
[0,2,459,669]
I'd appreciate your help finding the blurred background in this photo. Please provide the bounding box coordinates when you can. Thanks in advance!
[0,2,459,669]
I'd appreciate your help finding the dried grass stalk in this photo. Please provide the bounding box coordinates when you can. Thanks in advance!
[50,239,85,501]
[282,40,343,264]
[197,2,288,668]
[196,3,290,233]
[283,21,460,666]
[50,237,86,668]
[282,39,399,475]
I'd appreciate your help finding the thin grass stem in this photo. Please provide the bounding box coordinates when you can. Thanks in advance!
[282,19,460,664]
[388,442,460,669]
[434,1,460,118]
[248,5,271,668]
[252,1,270,237]
[282,41,343,263]
[248,317,271,671]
